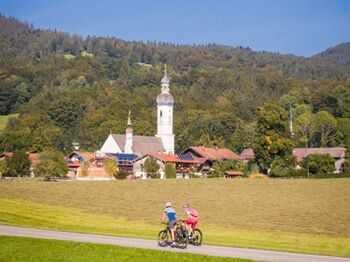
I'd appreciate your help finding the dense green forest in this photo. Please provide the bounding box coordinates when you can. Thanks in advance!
[0,13,349,156]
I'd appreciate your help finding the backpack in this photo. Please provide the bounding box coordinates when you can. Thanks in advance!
[189,208,198,218]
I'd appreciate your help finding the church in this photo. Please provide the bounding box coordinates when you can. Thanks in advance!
[100,67,175,155]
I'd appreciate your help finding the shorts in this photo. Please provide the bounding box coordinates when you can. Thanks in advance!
[186,219,198,229]
[168,220,176,230]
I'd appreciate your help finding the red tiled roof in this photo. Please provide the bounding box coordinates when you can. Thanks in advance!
[185,147,242,161]
[151,153,204,164]
[240,149,255,160]
[224,171,244,176]
[293,148,346,162]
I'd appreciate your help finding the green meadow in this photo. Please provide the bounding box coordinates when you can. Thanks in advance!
[0,179,349,257]
[0,236,252,262]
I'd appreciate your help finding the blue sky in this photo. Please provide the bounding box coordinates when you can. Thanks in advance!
[1,0,349,56]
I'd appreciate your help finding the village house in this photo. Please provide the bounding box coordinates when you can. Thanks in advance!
[181,146,242,175]
[133,153,204,179]
[66,151,116,180]
[239,147,346,173]
[293,147,346,172]
[106,153,138,174]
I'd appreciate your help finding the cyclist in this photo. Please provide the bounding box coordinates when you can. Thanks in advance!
[181,203,198,235]
[161,202,177,246]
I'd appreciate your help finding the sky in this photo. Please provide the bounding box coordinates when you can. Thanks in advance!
[0,0,349,57]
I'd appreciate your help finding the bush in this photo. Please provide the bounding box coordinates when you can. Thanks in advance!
[104,158,118,177]
[270,157,293,177]
[343,159,350,173]
[4,150,31,177]
[164,163,176,179]
[115,170,128,180]
[312,173,350,179]
[208,160,239,178]
[301,154,335,174]
[289,168,308,177]
[144,156,160,178]
[34,150,68,181]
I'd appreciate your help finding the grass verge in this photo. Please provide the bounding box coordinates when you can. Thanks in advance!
[1,198,349,257]
[0,236,252,262]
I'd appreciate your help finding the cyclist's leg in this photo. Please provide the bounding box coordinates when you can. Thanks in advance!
[185,220,192,234]
[169,221,176,242]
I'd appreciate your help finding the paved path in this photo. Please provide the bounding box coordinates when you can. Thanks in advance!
[1,225,349,262]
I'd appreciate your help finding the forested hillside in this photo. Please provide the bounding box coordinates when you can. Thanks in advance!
[0,14,349,154]
[314,43,350,65]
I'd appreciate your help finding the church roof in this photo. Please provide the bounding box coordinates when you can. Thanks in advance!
[111,134,165,155]
[157,93,174,105]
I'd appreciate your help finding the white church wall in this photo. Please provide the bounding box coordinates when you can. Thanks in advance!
[100,134,122,154]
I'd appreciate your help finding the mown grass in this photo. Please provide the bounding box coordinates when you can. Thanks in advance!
[0,114,18,132]
[0,236,252,262]
[0,179,350,257]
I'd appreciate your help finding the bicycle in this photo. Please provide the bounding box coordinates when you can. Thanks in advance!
[158,220,188,249]
[187,227,203,246]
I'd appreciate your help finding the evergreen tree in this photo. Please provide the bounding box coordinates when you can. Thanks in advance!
[164,163,176,179]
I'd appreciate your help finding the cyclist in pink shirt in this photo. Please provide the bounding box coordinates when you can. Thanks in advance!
[182,203,198,234]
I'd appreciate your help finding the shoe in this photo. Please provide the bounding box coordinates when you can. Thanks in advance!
[170,242,176,247]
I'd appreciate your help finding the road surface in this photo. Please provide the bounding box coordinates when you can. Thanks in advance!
[1,225,349,262]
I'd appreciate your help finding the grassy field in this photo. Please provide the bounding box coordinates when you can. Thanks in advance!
[0,236,252,262]
[0,114,18,132]
[0,179,349,257]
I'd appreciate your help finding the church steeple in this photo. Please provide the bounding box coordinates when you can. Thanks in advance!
[156,65,175,154]
[161,64,171,93]
[124,110,133,153]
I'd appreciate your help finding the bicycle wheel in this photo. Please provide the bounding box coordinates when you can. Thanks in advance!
[157,230,169,246]
[176,229,188,249]
[192,228,203,246]
[177,235,188,249]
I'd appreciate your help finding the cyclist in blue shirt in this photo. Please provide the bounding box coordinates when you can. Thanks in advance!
[161,202,177,246]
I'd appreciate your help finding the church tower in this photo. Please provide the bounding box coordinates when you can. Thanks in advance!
[124,111,133,153]
[156,65,175,154]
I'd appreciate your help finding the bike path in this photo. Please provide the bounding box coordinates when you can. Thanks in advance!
[1,225,349,262]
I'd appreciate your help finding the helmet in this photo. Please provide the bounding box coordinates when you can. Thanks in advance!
[165,202,172,207]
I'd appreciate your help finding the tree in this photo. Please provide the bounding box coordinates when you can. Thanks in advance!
[208,159,240,178]
[0,160,8,178]
[314,111,338,147]
[144,156,160,178]
[104,158,118,178]
[34,150,68,180]
[5,150,31,177]
[164,163,176,179]
[301,154,335,174]
[81,160,89,177]
[253,103,294,174]
[294,112,315,147]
